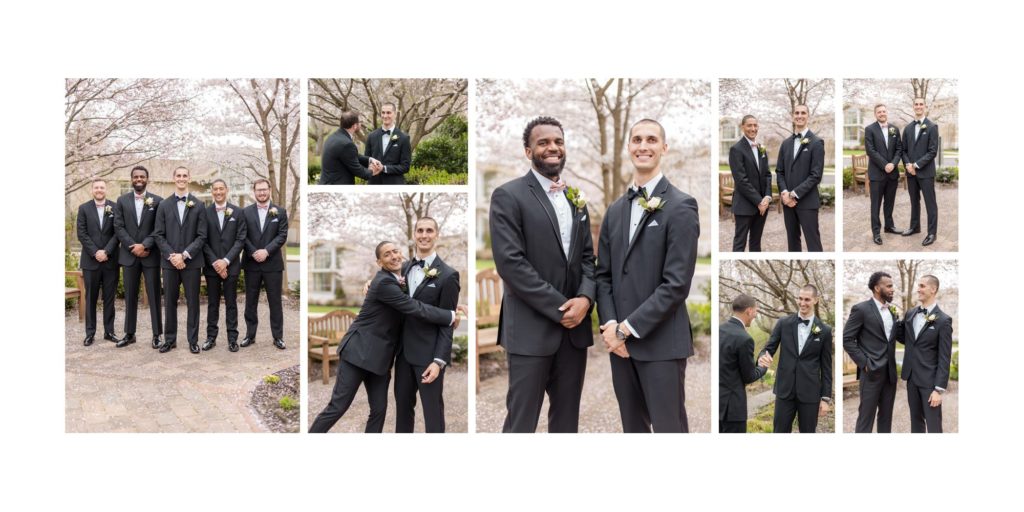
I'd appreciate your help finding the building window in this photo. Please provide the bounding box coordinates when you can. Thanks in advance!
[720,120,740,163]
[843,108,863,148]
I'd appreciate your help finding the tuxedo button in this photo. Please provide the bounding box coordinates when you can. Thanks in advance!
[623,267,629,275]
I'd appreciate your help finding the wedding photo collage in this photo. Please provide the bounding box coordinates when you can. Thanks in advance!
[63,77,959,435]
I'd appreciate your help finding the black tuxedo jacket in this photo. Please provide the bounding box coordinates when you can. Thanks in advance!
[843,299,902,381]
[339,270,454,376]
[776,130,825,210]
[728,138,772,215]
[364,126,412,185]
[899,306,953,390]
[242,203,288,272]
[153,194,207,269]
[761,314,833,403]
[902,118,939,179]
[202,203,246,276]
[77,200,119,271]
[489,171,597,357]
[319,129,373,185]
[399,256,460,366]
[595,176,699,361]
[864,122,904,182]
[113,191,162,268]
[719,317,766,422]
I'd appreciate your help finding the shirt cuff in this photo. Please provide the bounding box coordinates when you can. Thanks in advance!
[601,320,616,330]
[935,386,945,393]
[449,311,456,326]
[183,251,191,260]
[222,258,231,266]
[623,319,640,339]
[433,358,446,368]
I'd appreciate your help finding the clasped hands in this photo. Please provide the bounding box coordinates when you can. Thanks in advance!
[369,158,384,176]
[757,196,771,216]
[168,253,187,270]
[780,191,798,208]
[598,320,631,359]
[129,243,150,258]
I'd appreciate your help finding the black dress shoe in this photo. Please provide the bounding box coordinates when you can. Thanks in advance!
[273,339,286,350]
[103,333,123,343]
[901,228,920,236]
[159,340,177,353]
[152,336,162,349]
[239,337,255,348]
[189,342,200,354]
[884,227,902,234]
[83,335,95,346]
[228,339,239,352]
[202,338,216,351]
[116,334,136,348]
[922,234,936,246]
[873,235,883,245]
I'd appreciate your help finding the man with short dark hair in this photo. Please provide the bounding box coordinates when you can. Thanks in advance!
[719,294,768,433]
[202,178,246,352]
[776,104,825,252]
[728,115,772,252]
[318,111,383,185]
[902,97,940,246]
[843,271,901,433]
[77,178,121,346]
[365,102,412,185]
[898,275,953,433]
[113,165,163,348]
[241,178,288,350]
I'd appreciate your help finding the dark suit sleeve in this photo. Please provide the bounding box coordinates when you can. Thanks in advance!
[936,315,953,389]
[842,303,868,369]
[184,207,207,259]
[594,212,617,325]
[227,212,247,262]
[377,278,452,326]
[624,196,699,338]
[77,205,99,256]
[265,209,289,255]
[577,206,597,304]
[385,136,412,176]
[892,130,904,168]
[432,270,460,363]
[102,212,118,254]
[113,198,133,249]
[489,186,569,324]
[775,144,788,193]
[243,210,258,255]
[342,141,373,180]
[141,199,158,250]
[792,139,824,200]
[202,211,218,264]
[760,154,772,197]
[153,203,172,258]
[864,126,889,170]
[901,127,913,168]
[740,336,766,384]
[917,122,939,169]
[729,145,764,206]
[820,326,834,398]
[762,319,783,358]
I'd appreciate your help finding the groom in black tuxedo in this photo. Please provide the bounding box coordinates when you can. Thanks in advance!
[595,119,699,433]
[728,115,772,252]
[76,178,121,346]
[152,166,207,354]
[843,271,901,433]
[201,179,246,352]
[898,275,953,433]
[394,217,460,433]
[864,104,904,245]
[240,178,289,350]
[490,116,596,433]
[719,294,768,433]
[364,102,412,185]
[758,284,833,433]
[308,241,461,433]
[776,104,825,252]
[901,97,940,246]
[318,111,383,185]
[113,166,163,348]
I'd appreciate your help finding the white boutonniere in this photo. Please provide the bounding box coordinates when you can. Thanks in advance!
[104,205,113,216]
[269,207,279,217]
[186,200,195,208]
[639,196,665,213]
[800,137,810,145]
[888,127,896,136]
[919,122,927,133]
[565,186,587,212]
[888,304,899,318]
[812,324,822,335]
[423,265,440,279]
[225,207,233,217]
[144,197,154,207]
[397,276,408,294]
[758,143,767,157]
[390,134,399,141]
[926,313,937,323]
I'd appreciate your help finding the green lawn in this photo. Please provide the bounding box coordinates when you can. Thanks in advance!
[286,246,299,257]
[477,259,495,270]
[698,256,711,266]
[308,305,361,314]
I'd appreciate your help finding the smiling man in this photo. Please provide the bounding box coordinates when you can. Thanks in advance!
[113,166,163,348]
[776,104,825,252]
[364,102,412,185]
[594,118,699,433]
[202,179,246,352]
[864,104,904,245]
[898,275,953,433]
[728,115,772,252]
[901,97,940,246]
[844,271,902,433]
[77,178,121,346]
[241,178,289,350]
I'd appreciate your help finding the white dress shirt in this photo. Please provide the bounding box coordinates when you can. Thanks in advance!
[134,193,145,220]
[257,202,269,231]
[797,313,815,354]
[380,125,395,173]
[874,297,894,341]
[627,173,664,243]
[530,169,572,257]
[95,203,106,229]
[407,253,436,298]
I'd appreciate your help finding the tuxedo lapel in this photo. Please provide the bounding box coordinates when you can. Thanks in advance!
[785,136,796,171]
[624,178,668,262]
[526,176,566,261]
[867,301,892,342]
[914,119,929,150]
[565,191,580,260]
[412,257,444,299]
[127,195,140,228]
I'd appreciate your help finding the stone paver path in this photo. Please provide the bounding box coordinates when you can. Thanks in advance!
[720,207,836,253]
[843,380,958,433]
[842,185,959,252]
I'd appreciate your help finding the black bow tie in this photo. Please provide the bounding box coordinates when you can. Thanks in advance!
[410,258,426,269]
[793,133,802,140]
[627,187,648,201]
[917,307,929,316]
[799,318,810,326]
[176,196,187,202]
[382,129,391,136]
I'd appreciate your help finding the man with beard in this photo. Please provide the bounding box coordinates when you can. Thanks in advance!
[394,217,460,433]
[202,179,246,352]
[898,275,953,433]
[76,178,121,346]
[902,97,940,246]
[864,104,904,245]
[776,104,825,252]
[241,178,289,350]
[595,118,699,433]
[113,166,163,348]
[758,284,833,433]
[843,271,902,433]
[308,241,465,433]
[489,116,596,433]
[728,115,772,251]
[318,111,383,185]
[153,166,207,354]
[364,102,412,185]
[719,294,769,433]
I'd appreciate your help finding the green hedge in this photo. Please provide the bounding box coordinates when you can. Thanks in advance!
[936,166,959,184]
[949,350,959,381]
[407,166,467,185]
[819,186,835,207]
[842,167,854,189]
[412,115,468,174]
[452,335,468,364]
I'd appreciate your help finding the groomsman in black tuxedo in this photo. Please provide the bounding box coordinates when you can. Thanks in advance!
[864,104,904,245]
[364,102,412,185]
[318,111,383,185]
[202,179,246,352]
[901,97,940,246]
[490,116,596,433]
[76,178,121,346]
[758,285,833,433]
[113,166,162,348]
[843,271,901,433]
[595,119,699,433]
[776,104,825,252]
[241,178,289,350]
[728,115,772,252]
[719,294,768,433]
[394,217,460,433]
[152,166,207,354]
[898,275,953,433]
[309,241,462,433]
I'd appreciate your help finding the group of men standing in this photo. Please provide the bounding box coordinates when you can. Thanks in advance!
[75,165,290,354]
[318,103,412,185]
[489,116,700,433]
